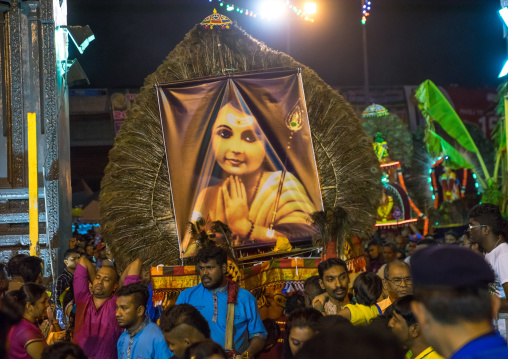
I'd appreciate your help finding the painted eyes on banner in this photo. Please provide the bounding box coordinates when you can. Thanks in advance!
[217,128,232,139]
[241,130,258,143]
[216,128,259,143]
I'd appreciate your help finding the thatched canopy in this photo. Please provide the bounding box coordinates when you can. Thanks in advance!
[100,24,382,270]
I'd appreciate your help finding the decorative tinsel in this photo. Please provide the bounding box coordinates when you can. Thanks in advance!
[100,24,382,270]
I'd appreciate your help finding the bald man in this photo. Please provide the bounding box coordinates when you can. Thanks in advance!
[160,304,211,359]
[73,256,142,359]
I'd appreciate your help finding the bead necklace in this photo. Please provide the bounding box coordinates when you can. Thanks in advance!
[249,172,263,205]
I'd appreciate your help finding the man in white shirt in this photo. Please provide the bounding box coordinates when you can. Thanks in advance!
[468,204,508,302]
[469,203,508,337]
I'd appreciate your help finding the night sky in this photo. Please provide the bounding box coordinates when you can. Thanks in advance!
[67,0,505,89]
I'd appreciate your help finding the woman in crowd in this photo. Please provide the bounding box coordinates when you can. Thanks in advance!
[337,272,383,325]
[283,307,322,359]
[7,283,50,359]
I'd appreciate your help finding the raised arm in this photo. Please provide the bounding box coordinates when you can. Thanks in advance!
[119,258,142,288]
[78,255,96,283]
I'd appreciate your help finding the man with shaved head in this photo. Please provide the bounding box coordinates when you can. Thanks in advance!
[160,304,211,359]
[377,260,413,313]
[73,255,142,359]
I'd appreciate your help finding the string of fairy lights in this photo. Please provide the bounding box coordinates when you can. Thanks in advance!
[205,1,374,25]
[206,0,316,22]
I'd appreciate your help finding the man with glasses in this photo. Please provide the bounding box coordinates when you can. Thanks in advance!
[468,204,508,327]
[377,260,412,313]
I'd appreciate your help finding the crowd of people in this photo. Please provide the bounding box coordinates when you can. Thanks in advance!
[1,203,508,359]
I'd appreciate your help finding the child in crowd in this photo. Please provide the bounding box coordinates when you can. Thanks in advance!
[337,272,383,325]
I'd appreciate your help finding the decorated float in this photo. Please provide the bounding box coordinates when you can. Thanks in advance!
[99,10,380,314]
[413,80,491,231]
[150,256,367,317]
[362,104,427,232]
[428,158,478,209]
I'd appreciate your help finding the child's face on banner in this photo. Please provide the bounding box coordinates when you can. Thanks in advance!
[212,103,266,176]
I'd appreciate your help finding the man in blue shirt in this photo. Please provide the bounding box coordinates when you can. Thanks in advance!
[116,282,172,359]
[410,246,508,358]
[176,245,267,358]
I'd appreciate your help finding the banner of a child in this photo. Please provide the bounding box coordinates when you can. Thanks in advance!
[156,69,323,258]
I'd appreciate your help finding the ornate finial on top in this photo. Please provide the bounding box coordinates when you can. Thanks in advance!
[201,9,232,30]
[362,103,389,119]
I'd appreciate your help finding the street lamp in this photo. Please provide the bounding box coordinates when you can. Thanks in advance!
[304,2,317,15]
[58,25,95,54]
[259,1,286,19]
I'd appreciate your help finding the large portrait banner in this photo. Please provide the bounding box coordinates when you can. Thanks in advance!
[156,69,323,258]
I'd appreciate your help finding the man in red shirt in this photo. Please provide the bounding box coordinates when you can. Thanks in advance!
[73,256,141,359]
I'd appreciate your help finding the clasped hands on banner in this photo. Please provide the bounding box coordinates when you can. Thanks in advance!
[221,175,252,242]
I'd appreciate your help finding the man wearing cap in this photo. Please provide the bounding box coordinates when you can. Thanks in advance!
[94,242,110,268]
[410,246,508,358]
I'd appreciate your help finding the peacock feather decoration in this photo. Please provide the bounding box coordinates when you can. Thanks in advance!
[100,24,382,270]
